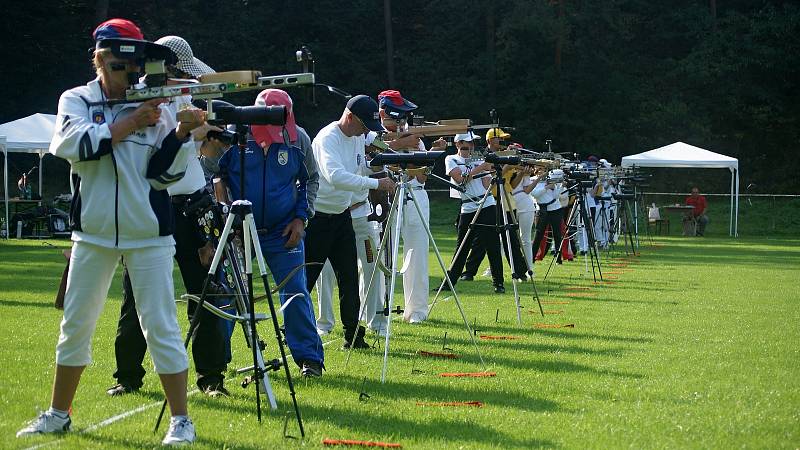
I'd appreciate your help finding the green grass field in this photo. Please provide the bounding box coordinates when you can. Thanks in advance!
[1,198,799,449]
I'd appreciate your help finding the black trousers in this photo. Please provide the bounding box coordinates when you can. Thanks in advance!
[463,211,528,277]
[113,193,228,389]
[447,205,504,287]
[531,208,564,263]
[304,211,363,342]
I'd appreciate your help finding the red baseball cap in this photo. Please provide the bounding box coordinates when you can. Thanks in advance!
[93,18,144,42]
[378,89,417,118]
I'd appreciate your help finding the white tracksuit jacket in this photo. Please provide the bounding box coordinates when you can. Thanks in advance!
[50,78,194,248]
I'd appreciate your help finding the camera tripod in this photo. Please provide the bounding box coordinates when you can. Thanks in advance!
[154,126,305,438]
[349,166,487,383]
[543,181,603,282]
[430,161,544,324]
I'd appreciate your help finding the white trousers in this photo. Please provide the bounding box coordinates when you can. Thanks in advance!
[315,216,387,332]
[594,203,611,246]
[56,241,188,374]
[517,210,535,271]
[399,189,429,322]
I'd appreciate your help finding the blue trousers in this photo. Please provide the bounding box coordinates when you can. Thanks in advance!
[258,230,324,365]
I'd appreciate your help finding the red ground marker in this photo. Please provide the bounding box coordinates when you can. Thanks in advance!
[566,286,592,291]
[439,372,497,377]
[479,335,521,340]
[416,401,484,407]
[535,323,576,328]
[323,438,402,448]
[418,350,458,359]
[565,292,597,298]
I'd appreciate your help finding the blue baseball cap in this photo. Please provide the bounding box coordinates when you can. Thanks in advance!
[378,89,418,119]
[346,95,386,132]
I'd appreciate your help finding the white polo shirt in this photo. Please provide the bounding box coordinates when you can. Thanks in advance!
[445,154,495,214]
[312,122,379,215]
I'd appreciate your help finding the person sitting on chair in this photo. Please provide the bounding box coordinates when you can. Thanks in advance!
[685,187,709,236]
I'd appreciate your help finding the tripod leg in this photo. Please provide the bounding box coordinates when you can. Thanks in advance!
[154,208,238,432]
[428,187,493,314]
[380,183,406,383]
[544,204,576,281]
[345,188,401,369]
[245,214,305,437]
[406,186,487,372]
[496,187,523,324]
[240,214,263,423]
[224,242,278,410]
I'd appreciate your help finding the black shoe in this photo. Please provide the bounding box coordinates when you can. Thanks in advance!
[300,360,323,378]
[494,285,506,294]
[106,383,139,397]
[512,273,527,282]
[342,336,371,350]
[459,274,474,281]
[201,384,230,397]
[432,283,452,292]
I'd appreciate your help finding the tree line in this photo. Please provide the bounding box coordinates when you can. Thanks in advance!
[1,0,797,194]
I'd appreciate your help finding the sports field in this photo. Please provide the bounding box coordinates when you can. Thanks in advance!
[1,200,798,449]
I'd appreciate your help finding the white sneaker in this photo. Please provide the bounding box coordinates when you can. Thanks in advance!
[16,411,71,437]
[317,328,331,336]
[162,416,195,446]
[481,268,492,277]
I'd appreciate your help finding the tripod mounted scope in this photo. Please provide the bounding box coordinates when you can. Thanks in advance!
[369,151,446,167]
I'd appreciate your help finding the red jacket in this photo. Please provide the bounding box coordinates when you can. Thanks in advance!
[685,195,707,216]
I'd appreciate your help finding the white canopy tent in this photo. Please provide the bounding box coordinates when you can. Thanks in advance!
[0,113,57,239]
[621,141,739,236]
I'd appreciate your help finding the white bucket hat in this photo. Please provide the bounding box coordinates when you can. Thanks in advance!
[154,35,215,78]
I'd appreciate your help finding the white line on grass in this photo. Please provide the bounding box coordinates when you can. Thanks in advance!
[23,389,199,450]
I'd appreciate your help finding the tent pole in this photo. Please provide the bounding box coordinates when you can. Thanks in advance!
[38,151,43,201]
[735,169,739,237]
[3,139,8,240]
[729,168,734,236]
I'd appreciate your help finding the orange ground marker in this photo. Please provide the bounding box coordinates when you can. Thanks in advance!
[528,309,563,314]
[323,438,402,448]
[479,335,521,340]
[416,401,484,407]
[593,280,616,285]
[566,286,592,291]
[418,350,458,359]
[534,323,576,328]
[565,293,597,298]
[540,301,571,305]
[439,372,497,377]
[605,271,625,274]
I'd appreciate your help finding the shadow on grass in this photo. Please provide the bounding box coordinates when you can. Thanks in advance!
[190,382,558,448]
[0,298,56,308]
[422,317,655,345]
[378,348,643,380]
[75,428,263,450]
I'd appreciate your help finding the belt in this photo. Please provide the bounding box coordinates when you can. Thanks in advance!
[348,201,367,211]
[314,209,348,219]
[538,199,556,208]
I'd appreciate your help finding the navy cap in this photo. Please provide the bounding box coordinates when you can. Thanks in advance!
[346,95,386,133]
